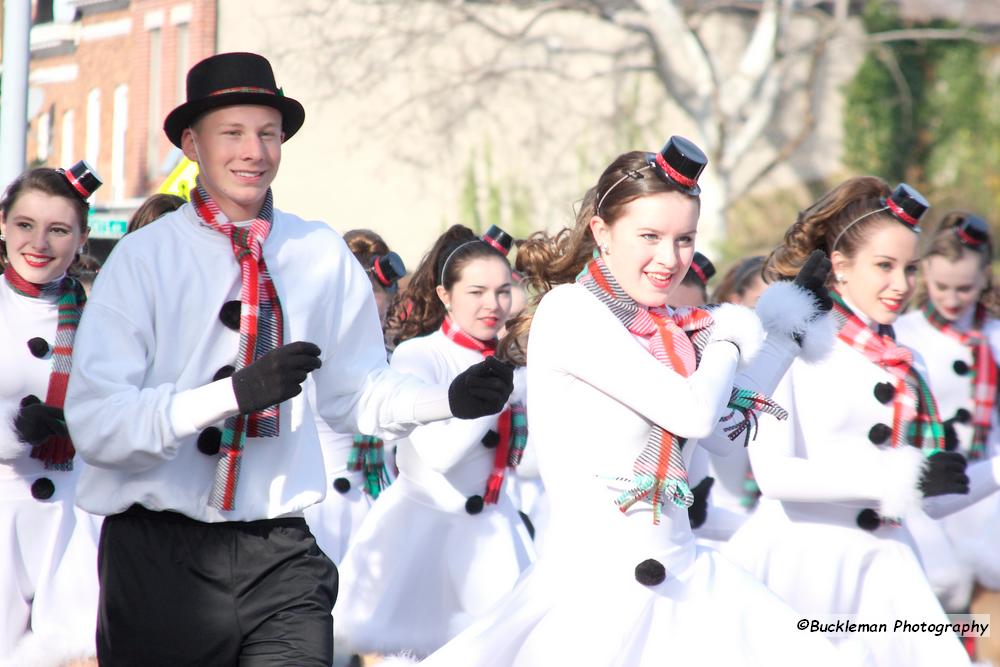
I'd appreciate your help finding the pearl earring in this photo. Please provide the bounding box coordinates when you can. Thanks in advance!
[445,304,452,311]
[835,273,845,283]
[0,234,5,241]
[601,243,610,256]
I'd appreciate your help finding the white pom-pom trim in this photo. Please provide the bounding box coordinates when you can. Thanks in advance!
[707,303,765,369]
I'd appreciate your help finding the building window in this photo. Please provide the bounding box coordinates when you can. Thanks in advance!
[61,110,75,167]
[147,27,162,181]
[176,23,189,105]
[86,88,101,172]
[37,108,52,163]
[112,85,129,202]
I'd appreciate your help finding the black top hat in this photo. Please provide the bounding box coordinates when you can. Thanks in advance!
[481,225,514,256]
[953,213,990,248]
[371,252,406,288]
[647,136,707,197]
[688,252,716,286]
[164,52,305,148]
[883,183,929,232]
[58,160,102,201]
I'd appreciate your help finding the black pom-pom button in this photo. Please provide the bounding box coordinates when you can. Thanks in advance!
[634,558,667,586]
[197,427,222,456]
[219,301,242,331]
[953,360,970,376]
[481,430,500,449]
[213,365,236,382]
[954,408,972,424]
[31,477,55,501]
[20,394,41,409]
[465,495,484,515]
[856,508,881,532]
[27,337,50,358]
[873,382,895,405]
[868,423,891,445]
[944,422,959,451]
[333,477,351,494]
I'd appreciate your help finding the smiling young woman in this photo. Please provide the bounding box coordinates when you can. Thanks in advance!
[894,211,1000,664]
[725,178,994,667]
[336,224,533,658]
[400,138,851,667]
[0,163,102,666]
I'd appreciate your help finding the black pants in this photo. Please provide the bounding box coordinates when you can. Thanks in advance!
[97,505,338,667]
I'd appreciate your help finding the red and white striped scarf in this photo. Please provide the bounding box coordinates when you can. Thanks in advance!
[923,302,997,459]
[4,265,85,470]
[832,290,945,451]
[440,316,527,503]
[191,180,284,511]
[577,253,787,524]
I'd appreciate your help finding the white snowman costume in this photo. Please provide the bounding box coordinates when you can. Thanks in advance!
[0,272,101,667]
[400,272,860,667]
[726,294,1000,666]
[335,326,534,657]
[894,305,1000,609]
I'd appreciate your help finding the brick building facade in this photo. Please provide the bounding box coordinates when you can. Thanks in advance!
[1,0,215,242]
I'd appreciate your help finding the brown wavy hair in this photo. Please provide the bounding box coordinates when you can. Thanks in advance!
[498,150,700,364]
[386,224,509,346]
[712,255,765,304]
[1,168,91,269]
[765,176,895,283]
[913,211,999,317]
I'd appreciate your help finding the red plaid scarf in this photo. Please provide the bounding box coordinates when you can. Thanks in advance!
[923,302,997,459]
[577,253,787,524]
[440,316,527,504]
[4,265,85,470]
[191,180,284,511]
[832,290,945,451]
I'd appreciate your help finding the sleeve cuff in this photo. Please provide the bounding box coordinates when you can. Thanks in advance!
[411,385,453,423]
[168,379,241,440]
[879,445,926,519]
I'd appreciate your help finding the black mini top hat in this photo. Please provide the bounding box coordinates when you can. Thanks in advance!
[883,183,929,232]
[481,225,514,256]
[371,252,406,289]
[647,136,708,197]
[688,252,716,287]
[953,213,990,248]
[58,160,102,201]
[164,52,305,148]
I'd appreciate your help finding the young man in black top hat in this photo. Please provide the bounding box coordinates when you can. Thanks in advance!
[64,51,514,666]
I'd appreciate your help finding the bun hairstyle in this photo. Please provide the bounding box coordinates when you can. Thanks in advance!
[385,224,510,346]
[915,211,999,316]
[499,150,703,364]
[765,176,894,283]
[0,167,93,267]
[344,228,390,258]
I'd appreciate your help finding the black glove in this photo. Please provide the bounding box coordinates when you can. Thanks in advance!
[688,476,714,530]
[793,249,833,313]
[231,341,322,415]
[14,396,68,445]
[448,356,515,419]
[919,450,969,497]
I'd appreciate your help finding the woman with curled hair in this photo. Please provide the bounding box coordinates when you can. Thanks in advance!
[726,177,988,666]
[894,211,1000,664]
[337,224,533,658]
[405,138,848,667]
